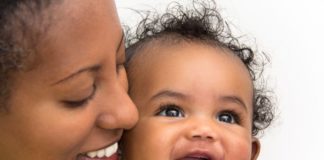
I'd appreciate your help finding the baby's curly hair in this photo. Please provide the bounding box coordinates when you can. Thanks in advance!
[125,0,274,136]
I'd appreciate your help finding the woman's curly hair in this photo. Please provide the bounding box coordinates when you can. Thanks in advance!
[125,0,274,136]
[0,0,54,111]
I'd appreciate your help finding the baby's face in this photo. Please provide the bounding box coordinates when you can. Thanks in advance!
[123,43,260,160]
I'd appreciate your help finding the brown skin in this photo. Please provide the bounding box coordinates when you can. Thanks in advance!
[123,42,260,160]
[0,0,138,160]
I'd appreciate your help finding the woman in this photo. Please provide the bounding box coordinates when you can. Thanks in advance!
[0,0,138,159]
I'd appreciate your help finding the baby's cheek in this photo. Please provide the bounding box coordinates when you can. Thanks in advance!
[227,136,253,160]
[126,119,182,147]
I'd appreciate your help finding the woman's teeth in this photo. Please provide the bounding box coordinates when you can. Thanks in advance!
[86,143,118,158]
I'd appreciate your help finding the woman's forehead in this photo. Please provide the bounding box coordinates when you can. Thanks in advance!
[25,0,123,84]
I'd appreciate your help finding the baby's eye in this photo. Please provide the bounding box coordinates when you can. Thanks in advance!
[156,104,184,117]
[217,111,240,124]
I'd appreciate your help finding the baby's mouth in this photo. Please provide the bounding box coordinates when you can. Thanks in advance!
[77,142,118,160]
[176,150,221,160]
[179,154,211,160]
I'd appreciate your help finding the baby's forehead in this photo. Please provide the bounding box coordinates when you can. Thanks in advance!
[127,40,254,109]
[126,36,252,86]
[130,36,205,54]
[129,38,237,65]
[127,39,252,82]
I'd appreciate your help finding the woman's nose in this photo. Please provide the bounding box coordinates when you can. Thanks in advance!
[96,82,139,130]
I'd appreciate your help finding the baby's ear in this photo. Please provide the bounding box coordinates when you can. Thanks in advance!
[251,137,261,160]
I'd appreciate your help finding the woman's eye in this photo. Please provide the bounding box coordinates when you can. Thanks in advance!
[156,104,184,117]
[63,85,97,108]
[217,111,239,124]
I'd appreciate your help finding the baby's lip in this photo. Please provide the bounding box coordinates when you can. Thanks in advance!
[176,151,215,160]
[174,145,224,160]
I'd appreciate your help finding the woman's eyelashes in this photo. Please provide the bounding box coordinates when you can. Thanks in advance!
[62,84,97,108]
[217,110,241,124]
[155,104,185,118]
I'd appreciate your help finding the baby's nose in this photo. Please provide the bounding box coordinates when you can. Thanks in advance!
[186,118,219,142]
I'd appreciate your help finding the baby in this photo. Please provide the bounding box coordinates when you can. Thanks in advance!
[122,1,274,160]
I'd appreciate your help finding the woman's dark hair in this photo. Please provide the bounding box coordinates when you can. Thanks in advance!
[0,0,55,111]
[125,0,274,136]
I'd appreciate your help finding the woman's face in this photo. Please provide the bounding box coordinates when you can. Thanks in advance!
[122,43,260,160]
[0,0,138,160]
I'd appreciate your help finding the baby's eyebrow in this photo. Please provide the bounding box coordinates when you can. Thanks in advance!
[150,90,187,101]
[219,95,248,112]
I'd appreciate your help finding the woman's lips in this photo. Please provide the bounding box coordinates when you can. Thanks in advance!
[77,153,118,160]
[77,142,119,160]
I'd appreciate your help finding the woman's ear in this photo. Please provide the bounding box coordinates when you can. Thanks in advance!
[251,137,261,160]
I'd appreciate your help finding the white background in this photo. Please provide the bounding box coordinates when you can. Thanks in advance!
[116,0,324,159]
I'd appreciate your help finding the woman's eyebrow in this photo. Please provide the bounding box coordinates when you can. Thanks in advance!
[52,65,100,86]
[52,32,124,86]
